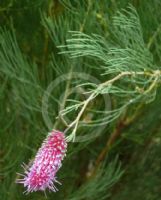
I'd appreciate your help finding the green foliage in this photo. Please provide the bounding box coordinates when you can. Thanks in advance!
[56,5,160,140]
[0,1,161,200]
[68,157,124,200]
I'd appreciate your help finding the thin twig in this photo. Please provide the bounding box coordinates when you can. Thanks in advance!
[95,119,126,166]
[55,1,93,130]
[54,66,73,129]
[147,23,161,50]
[64,70,161,141]
[90,107,143,177]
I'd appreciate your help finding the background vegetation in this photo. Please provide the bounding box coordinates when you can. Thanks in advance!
[0,0,161,199]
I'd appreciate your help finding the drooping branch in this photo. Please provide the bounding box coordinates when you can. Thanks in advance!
[64,70,161,141]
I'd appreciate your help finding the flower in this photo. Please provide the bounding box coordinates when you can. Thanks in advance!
[17,130,67,194]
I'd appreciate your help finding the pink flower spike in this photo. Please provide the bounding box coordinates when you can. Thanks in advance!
[17,130,67,194]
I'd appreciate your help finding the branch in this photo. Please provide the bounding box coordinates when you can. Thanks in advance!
[64,70,161,141]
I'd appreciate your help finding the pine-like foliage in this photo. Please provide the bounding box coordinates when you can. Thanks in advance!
[0,0,161,200]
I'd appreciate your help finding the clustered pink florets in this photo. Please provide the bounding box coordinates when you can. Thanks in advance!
[17,130,67,194]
